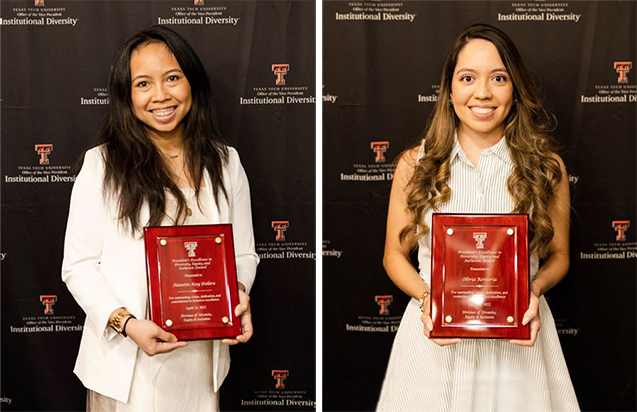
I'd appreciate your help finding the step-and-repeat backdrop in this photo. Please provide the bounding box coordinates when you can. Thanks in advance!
[0,1,315,411]
[323,1,635,411]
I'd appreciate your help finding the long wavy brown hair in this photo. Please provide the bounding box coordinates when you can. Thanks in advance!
[399,24,563,258]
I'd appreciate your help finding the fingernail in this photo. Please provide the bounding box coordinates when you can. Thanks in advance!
[427,321,433,331]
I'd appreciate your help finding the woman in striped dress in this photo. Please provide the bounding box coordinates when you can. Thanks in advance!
[377,24,579,411]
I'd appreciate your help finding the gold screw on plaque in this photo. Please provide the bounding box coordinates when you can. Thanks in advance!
[160,239,167,246]
[445,315,453,323]
[222,317,229,324]
[215,237,222,244]
[165,319,173,327]
[507,316,514,323]
[507,229,514,236]
[446,228,454,236]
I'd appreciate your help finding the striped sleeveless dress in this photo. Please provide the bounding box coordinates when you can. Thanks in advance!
[377,137,579,412]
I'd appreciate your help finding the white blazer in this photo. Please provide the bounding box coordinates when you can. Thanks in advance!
[61,145,259,403]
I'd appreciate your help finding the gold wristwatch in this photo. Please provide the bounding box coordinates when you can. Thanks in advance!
[110,309,133,336]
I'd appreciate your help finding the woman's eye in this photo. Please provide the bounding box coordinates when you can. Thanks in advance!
[493,75,507,83]
[167,75,179,82]
[136,81,148,88]
[460,76,472,82]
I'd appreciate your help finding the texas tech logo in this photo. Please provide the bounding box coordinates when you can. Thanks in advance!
[272,221,289,241]
[473,232,487,249]
[375,295,392,315]
[40,295,57,315]
[194,0,204,4]
[612,220,629,241]
[35,144,53,165]
[272,370,289,390]
[272,64,290,86]
[184,241,198,257]
[371,141,389,163]
[35,0,44,6]
[614,62,632,84]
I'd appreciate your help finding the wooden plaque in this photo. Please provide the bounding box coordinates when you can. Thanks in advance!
[430,214,530,339]
[144,224,241,341]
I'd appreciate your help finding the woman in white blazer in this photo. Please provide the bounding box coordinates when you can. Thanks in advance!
[62,26,258,411]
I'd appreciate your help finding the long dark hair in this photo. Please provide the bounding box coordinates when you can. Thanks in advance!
[95,25,228,234]
[400,24,562,258]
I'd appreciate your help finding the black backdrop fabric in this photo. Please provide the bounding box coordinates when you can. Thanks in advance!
[323,1,636,411]
[0,1,315,411]
[1,0,637,411]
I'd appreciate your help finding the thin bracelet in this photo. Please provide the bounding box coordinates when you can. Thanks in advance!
[121,314,136,338]
[419,290,431,313]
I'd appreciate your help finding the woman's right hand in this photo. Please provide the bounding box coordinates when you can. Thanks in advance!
[124,318,188,356]
[420,297,462,347]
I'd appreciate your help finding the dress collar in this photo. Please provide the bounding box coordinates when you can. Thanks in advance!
[450,132,513,166]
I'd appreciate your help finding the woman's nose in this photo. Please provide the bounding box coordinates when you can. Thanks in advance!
[473,79,492,99]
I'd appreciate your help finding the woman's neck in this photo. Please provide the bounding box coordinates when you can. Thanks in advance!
[457,125,503,150]
[457,126,504,167]
[149,134,184,158]
[147,130,193,186]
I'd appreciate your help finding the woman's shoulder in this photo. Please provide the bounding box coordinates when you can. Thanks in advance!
[390,144,422,186]
[224,145,239,165]
[227,145,239,158]
[397,143,422,169]
[549,152,567,179]
[85,144,106,158]
[79,144,107,174]
[222,145,246,179]
[549,152,565,166]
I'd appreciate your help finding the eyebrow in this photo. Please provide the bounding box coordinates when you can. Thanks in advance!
[455,68,508,75]
[131,68,183,82]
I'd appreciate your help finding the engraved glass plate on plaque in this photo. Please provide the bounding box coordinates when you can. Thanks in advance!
[143,224,241,341]
[430,214,530,339]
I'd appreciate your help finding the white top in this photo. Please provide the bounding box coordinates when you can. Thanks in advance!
[62,146,259,403]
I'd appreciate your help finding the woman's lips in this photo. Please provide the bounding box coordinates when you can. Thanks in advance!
[150,106,177,122]
[469,106,496,118]
[470,106,495,114]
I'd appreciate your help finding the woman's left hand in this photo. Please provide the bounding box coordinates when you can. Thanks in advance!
[509,291,541,347]
[222,289,253,345]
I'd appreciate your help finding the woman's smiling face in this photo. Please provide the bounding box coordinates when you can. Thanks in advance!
[450,38,514,141]
[130,42,192,141]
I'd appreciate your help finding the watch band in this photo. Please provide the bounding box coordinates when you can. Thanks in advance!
[110,309,133,336]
